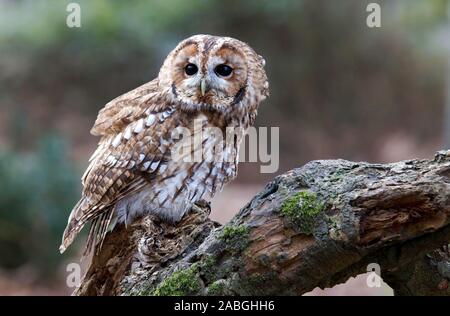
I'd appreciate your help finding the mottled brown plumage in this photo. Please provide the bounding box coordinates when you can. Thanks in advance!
[60,35,269,255]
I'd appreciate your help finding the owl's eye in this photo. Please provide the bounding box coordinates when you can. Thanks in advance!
[184,63,198,76]
[214,64,233,77]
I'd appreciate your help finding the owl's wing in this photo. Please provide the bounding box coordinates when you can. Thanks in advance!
[90,79,168,137]
[60,96,177,254]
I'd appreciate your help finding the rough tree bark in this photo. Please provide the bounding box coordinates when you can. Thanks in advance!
[75,151,450,296]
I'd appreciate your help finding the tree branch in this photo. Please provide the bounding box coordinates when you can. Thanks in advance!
[75,151,450,296]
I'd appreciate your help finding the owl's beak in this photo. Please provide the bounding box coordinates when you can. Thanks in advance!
[200,79,209,96]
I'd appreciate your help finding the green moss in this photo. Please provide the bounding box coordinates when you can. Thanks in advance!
[207,280,226,295]
[198,255,218,283]
[281,191,324,234]
[152,265,201,296]
[219,225,250,253]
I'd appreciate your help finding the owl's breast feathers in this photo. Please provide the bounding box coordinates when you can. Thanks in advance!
[60,93,245,254]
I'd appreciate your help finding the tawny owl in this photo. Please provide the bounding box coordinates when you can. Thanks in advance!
[60,34,269,254]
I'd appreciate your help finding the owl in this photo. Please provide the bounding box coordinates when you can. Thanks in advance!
[60,34,269,255]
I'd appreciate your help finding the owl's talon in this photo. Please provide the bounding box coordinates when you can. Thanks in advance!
[196,199,211,212]
[190,200,211,216]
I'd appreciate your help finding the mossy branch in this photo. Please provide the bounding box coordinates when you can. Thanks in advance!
[75,151,450,296]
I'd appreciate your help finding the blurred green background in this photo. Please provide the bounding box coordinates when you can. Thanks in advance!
[0,0,449,295]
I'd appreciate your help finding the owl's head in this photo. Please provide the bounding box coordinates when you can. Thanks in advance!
[158,35,269,117]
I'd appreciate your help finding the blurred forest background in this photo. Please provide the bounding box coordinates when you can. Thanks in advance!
[0,0,449,295]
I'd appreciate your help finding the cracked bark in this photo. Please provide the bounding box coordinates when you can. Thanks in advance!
[75,151,450,296]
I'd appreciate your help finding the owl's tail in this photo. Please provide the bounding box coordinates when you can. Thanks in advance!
[59,198,87,254]
[83,208,115,256]
[60,198,115,255]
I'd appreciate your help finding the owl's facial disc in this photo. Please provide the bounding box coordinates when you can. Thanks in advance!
[165,37,249,113]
